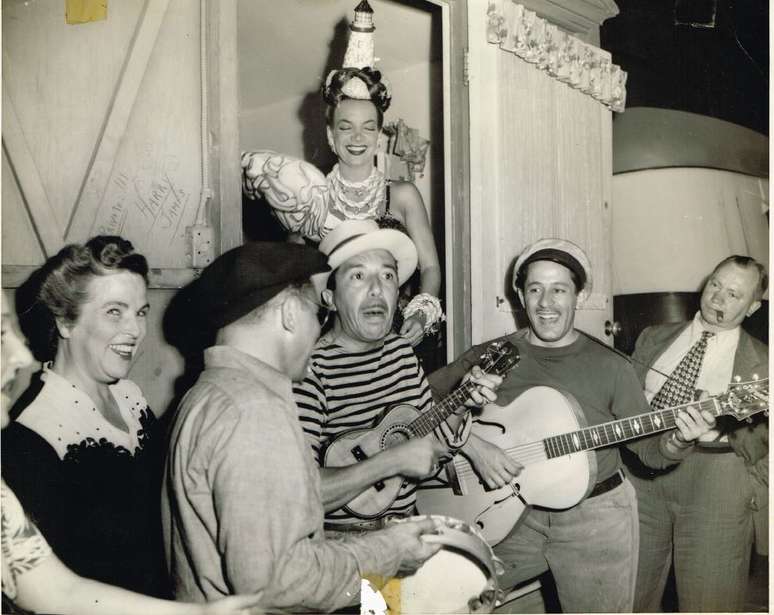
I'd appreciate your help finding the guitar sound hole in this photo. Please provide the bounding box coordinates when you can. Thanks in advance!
[382,427,411,449]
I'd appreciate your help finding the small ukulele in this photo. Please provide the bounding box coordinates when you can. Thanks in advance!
[324,341,520,519]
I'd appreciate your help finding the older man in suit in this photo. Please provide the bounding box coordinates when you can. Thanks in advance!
[627,255,769,612]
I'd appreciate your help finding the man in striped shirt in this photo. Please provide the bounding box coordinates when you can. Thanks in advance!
[295,220,503,530]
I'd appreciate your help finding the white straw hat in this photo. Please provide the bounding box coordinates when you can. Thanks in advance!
[312,219,417,293]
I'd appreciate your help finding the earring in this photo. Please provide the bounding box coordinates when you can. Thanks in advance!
[321,289,335,310]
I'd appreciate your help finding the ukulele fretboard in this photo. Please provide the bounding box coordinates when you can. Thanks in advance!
[411,381,479,438]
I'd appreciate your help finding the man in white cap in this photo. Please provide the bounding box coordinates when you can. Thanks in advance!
[428,238,717,613]
[295,219,501,530]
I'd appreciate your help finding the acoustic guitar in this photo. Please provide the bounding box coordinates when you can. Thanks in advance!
[417,378,768,545]
[323,341,520,519]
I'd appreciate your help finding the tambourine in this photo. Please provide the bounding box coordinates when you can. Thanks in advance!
[387,514,504,614]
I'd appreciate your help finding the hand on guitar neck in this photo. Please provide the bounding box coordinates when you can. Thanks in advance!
[442,366,504,443]
[459,366,503,410]
[694,390,723,443]
[662,393,718,455]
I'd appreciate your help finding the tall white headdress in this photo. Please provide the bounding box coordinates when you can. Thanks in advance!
[325,1,391,102]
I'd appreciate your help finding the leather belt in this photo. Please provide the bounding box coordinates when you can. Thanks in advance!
[695,443,734,454]
[588,469,624,498]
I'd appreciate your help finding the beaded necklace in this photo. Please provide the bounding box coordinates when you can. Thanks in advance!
[326,164,387,220]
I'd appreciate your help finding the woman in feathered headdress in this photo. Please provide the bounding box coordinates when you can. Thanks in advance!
[243,1,443,346]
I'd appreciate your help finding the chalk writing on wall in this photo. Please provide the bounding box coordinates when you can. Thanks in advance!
[97,158,192,247]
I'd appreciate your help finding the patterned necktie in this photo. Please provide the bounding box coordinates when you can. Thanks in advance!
[650,331,714,410]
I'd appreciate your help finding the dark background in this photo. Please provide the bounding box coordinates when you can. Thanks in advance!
[602,0,768,136]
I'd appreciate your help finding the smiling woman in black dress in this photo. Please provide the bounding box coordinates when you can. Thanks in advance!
[2,236,168,598]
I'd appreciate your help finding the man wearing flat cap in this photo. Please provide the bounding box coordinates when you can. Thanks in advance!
[428,238,716,612]
[161,242,443,612]
[295,220,501,530]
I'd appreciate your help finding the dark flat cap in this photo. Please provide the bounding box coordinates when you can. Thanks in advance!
[195,242,329,329]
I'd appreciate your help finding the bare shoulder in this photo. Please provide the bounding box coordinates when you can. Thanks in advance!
[389,180,423,208]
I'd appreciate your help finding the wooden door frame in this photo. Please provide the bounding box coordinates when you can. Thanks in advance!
[430,0,472,361]
[209,0,242,255]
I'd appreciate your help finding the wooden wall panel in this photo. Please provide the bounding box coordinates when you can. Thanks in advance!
[2,0,142,255]
[77,0,205,268]
[1,150,44,266]
[3,0,217,274]
[469,16,613,345]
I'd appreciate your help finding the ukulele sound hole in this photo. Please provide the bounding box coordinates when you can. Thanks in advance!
[381,425,412,449]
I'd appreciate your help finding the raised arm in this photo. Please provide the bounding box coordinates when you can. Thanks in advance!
[389,182,442,345]
[390,182,441,298]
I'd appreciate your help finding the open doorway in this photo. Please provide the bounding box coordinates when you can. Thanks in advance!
[236,0,465,367]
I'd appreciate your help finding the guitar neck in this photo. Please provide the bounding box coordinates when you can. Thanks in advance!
[543,397,721,459]
[410,380,479,438]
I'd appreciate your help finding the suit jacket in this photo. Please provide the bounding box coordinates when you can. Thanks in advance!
[632,322,768,466]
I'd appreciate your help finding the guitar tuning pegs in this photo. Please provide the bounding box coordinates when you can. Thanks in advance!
[733,375,742,383]
[752,373,759,381]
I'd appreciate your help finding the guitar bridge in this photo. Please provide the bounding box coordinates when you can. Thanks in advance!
[351,445,385,491]
[445,460,465,496]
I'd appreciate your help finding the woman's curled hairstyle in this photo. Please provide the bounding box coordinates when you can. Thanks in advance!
[322,66,391,125]
[32,236,148,357]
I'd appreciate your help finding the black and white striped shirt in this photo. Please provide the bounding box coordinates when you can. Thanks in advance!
[295,332,466,523]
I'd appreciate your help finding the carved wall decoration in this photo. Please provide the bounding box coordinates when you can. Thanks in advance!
[486,0,627,112]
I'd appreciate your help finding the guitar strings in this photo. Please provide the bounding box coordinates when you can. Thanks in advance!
[448,385,768,482]
[451,442,547,480]
[450,405,688,481]
[451,410,685,481]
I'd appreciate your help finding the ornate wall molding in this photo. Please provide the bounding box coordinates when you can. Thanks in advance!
[517,0,619,42]
[486,0,627,112]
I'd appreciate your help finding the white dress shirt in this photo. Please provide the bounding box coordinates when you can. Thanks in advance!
[644,312,740,402]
